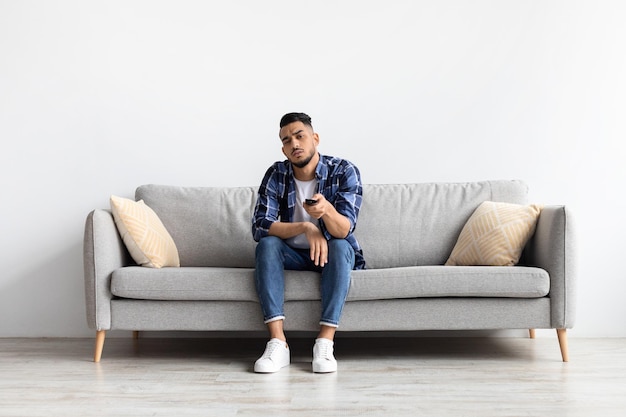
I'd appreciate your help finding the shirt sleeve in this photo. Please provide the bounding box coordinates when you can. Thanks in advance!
[321,161,363,240]
[252,165,282,242]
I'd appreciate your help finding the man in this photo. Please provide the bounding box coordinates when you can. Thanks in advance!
[251,112,365,373]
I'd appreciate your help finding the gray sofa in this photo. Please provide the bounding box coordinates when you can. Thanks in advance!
[83,180,576,362]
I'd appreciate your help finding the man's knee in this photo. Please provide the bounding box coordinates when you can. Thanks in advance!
[327,239,355,263]
[256,236,284,258]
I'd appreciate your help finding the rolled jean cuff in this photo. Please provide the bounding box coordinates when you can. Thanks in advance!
[319,321,338,328]
[264,315,285,324]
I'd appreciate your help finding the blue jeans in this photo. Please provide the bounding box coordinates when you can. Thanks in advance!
[254,236,355,327]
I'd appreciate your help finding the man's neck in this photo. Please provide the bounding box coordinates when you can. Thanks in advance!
[292,153,320,181]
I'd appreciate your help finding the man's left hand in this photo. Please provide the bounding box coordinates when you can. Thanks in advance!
[303,193,328,219]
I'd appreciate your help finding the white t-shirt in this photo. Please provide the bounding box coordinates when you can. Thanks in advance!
[286,178,319,249]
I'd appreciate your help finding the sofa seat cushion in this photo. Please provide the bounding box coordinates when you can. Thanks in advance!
[111,266,549,302]
[112,267,259,302]
[348,266,549,301]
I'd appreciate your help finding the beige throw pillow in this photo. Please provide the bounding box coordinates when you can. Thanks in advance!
[445,201,542,266]
[110,195,180,268]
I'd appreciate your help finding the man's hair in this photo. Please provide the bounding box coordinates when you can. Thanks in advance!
[279,112,313,129]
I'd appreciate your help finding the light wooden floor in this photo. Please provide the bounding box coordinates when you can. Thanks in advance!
[1,336,625,417]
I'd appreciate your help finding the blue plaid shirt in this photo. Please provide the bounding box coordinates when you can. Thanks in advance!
[252,154,366,270]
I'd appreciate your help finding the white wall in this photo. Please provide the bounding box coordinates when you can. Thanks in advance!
[1,1,624,337]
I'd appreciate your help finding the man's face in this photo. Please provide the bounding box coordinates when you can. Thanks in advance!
[280,121,319,169]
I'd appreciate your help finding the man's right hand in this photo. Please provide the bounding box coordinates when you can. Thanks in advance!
[304,223,328,267]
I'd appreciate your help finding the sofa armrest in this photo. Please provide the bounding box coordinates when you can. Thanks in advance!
[524,205,577,329]
[83,209,132,331]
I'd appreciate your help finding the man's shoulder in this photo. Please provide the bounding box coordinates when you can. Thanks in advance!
[259,160,292,189]
[320,154,360,174]
[265,160,291,174]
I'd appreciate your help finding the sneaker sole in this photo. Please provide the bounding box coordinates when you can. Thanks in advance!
[312,363,337,373]
[254,362,290,373]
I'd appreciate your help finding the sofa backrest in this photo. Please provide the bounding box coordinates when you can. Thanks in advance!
[136,180,528,269]
[136,185,258,268]
[355,181,528,268]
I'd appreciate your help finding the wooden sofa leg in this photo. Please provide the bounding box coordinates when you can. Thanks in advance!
[557,328,569,362]
[529,329,536,339]
[94,330,106,363]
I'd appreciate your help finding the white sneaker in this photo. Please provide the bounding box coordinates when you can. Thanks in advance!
[312,338,337,373]
[254,338,290,373]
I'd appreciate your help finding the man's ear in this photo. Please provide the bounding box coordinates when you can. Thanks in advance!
[313,132,320,147]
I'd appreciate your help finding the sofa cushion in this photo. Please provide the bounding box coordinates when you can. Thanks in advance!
[136,185,258,268]
[445,201,542,266]
[355,181,529,269]
[112,267,259,301]
[347,266,549,300]
[111,265,549,301]
[133,180,528,269]
[110,195,180,268]
[111,267,318,302]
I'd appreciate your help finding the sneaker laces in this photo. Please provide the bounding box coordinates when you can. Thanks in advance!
[315,340,334,361]
[261,340,284,360]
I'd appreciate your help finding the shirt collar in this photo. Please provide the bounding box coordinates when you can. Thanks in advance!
[314,153,327,180]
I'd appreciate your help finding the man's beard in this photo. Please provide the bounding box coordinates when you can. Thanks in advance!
[292,152,314,168]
